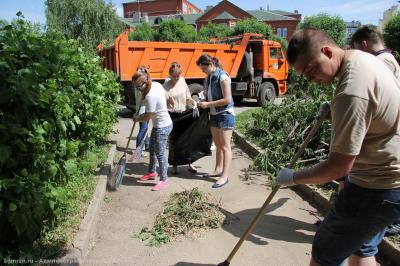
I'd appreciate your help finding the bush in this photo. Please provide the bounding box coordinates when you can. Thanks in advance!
[300,13,347,47]
[129,23,155,41]
[0,17,120,258]
[156,19,197,43]
[198,22,231,42]
[384,14,400,54]
[231,18,273,37]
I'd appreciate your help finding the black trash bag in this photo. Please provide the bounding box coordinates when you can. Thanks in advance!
[169,109,212,166]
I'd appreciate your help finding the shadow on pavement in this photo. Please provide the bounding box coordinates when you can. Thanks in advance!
[222,197,316,245]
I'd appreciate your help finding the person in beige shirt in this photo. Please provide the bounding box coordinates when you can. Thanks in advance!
[276,29,400,266]
[163,62,198,174]
[351,25,400,81]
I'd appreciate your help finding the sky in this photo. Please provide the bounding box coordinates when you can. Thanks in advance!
[0,0,399,26]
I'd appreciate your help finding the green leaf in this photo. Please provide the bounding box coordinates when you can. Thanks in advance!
[64,159,77,175]
[9,203,17,212]
[21,169,28,177]
[0,145,10,165]
[73,115,81,125]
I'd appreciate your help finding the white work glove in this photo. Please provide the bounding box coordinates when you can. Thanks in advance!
[275,168,295,186]
[192,106,200,117]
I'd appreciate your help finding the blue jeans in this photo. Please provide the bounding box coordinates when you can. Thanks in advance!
[149,124,173,181]
[136,121,150,150]
[312,181,400,265]
[209,112,235,129]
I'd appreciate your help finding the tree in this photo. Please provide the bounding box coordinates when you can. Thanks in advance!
[45,0,124,50]
[156,19,197,43]
[231,18,272,37]
[198,22,231,42]
[129,23,155,41]
[270,35,288,51]
[384,14,400,60]
[300,13,346,47]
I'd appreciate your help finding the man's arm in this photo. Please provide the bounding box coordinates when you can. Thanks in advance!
[293,152,356,185]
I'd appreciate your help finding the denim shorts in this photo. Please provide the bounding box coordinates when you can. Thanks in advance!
[209,112,235,129]
[312,181,400,265]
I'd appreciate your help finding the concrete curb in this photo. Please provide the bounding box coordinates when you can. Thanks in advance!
[60,143,116,265]
[233,130,400,265]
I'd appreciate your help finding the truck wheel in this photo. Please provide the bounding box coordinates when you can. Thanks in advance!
[188,83,203,101]
[257,82,276,105]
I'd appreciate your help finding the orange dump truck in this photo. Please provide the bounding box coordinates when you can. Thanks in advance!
[98,32,288,107]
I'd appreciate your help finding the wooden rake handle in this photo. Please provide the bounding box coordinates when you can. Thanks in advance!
[123,121,137,157]
[224,102,331,265]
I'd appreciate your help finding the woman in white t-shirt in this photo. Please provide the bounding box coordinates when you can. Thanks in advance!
[196,54,235,188]
[163,62,198,174]
[132,66,173,191]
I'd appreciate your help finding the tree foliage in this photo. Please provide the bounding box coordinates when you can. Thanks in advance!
[0,16,120,258]
[231,18,272,37]
[300,13,347,47]
[384,14,400,56]
[45,0,124,50]
[156,19,197,43]
[129,23,155,41]
[198,22,231,41]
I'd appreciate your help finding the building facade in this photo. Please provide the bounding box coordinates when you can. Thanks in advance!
[121,0,301,40]
[123,0,202,19]
[345,20,362,43]
[378,5,399,32]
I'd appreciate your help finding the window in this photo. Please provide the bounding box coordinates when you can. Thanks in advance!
[270,48,283,59]
[230,21,236,29]
[277,27,288,38]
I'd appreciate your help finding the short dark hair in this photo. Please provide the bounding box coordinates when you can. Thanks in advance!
[350,25,383,47]
[286,29,338,66]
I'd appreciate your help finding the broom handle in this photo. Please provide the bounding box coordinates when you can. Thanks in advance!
[124,121,137,157]
[225,102,331,264]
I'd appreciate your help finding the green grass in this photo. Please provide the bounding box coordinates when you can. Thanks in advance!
[32,145,109,259]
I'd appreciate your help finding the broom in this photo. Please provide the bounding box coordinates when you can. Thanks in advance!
[108,120,137,190]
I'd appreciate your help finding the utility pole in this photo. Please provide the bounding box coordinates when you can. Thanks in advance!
[138,0,141,21]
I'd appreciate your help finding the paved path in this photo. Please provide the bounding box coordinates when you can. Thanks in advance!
[85,108,320,266]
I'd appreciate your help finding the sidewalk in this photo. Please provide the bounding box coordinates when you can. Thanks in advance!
[84,114,320,266]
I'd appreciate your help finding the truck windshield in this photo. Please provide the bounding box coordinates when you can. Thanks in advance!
[270,47,283,59]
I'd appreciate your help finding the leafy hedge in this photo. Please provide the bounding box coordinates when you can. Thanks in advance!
[0,17,120,258]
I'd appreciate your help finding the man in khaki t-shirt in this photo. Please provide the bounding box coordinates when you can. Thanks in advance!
[332,50,400,189]
[276,29,400,266]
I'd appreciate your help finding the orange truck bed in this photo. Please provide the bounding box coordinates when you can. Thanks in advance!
[98,32,288,105]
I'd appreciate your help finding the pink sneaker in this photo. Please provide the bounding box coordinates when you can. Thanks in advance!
[139,172,158,181]
[152,180,169,191]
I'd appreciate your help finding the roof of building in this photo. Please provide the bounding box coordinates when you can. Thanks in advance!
[182,13,203,24]
[119,13,202,27]
[346,21,362,27]
[123,0,157,5]
[269,10,299,16]
[214,11,237,20]
[247,10,296,21]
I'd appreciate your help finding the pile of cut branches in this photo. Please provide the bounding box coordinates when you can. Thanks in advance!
[136,188,225,247]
